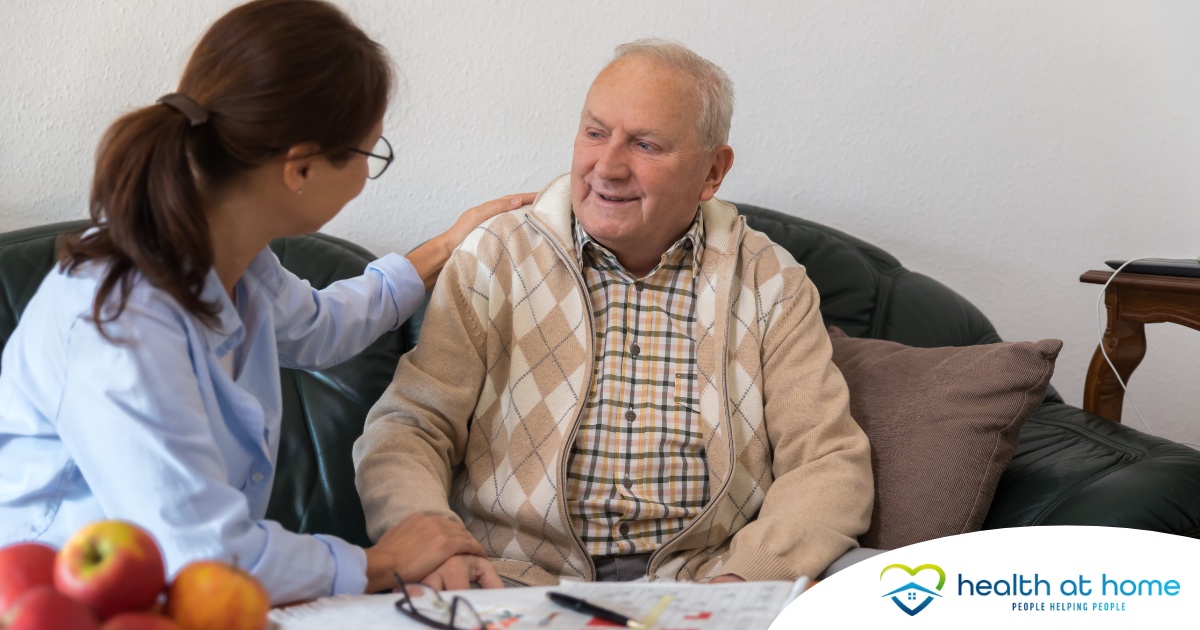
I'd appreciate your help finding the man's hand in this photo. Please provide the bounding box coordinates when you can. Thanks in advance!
[420,555,504,591]
[364,513,486,592]
[708,574,746,584]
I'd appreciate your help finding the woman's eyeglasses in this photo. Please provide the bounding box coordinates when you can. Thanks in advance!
[348,135,394,179]
[393,573,486,630]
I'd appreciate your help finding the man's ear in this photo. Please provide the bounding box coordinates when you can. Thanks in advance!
[698,145,735,202]
[282,142,322,194]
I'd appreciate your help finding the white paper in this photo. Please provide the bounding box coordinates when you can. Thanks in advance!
[270,578,808,630]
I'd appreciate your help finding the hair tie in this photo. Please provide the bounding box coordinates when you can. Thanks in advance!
[157,93,210,126]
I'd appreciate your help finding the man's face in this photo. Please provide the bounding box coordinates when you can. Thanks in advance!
[571,56,732,267]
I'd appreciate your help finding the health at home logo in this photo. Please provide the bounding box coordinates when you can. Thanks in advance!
[775,528,1198,627]
[880,563,946,616]
[879,562,1182,617]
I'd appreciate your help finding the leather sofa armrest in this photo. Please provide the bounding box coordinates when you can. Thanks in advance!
[984,401,1200,536]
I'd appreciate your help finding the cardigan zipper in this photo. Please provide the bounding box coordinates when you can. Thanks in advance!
[528,216,597,581]
[646,218,746,578]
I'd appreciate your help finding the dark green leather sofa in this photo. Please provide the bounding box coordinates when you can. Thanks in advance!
[2,208,1198,553]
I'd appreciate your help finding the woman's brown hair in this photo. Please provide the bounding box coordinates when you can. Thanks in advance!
[59,0,391,334]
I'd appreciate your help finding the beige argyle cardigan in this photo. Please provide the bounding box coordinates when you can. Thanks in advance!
[354,174,873,586]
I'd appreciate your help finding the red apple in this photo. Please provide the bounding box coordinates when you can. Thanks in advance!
[165,561,269,630]
[0,585,98,630]
[100,612,183,630]
[0,542,56,613]
[54,520,166,621]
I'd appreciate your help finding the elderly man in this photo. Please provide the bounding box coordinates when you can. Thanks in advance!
[354,39,872,588]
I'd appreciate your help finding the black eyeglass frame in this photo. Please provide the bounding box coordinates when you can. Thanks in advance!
[348,135,394,179]
[392,573,485,630]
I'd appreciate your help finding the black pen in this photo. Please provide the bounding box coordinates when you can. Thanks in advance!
[547,591,648,630]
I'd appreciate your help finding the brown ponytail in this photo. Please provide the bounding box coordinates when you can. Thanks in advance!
[59,0,392,335]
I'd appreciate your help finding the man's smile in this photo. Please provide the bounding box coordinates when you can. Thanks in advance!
[594,191,637,204]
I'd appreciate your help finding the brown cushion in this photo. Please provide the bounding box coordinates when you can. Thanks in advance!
[827,327,1062,549]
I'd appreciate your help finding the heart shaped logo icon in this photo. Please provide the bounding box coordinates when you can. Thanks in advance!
[880,563,946,616]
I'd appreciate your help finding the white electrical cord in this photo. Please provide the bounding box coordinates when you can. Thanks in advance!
[1093,259,1200,448]
[1093,259,1154,436]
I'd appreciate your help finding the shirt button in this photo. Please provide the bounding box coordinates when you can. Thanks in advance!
[619,523,630,536]
[623,476,633,489]
[624,410,636,422]
[630,343,641,357]
[634,281,644,292]
[250,471,264,484]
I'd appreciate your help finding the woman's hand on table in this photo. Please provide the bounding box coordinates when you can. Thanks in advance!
[364,513,486,593]
[420,554,504,590]
[407,192,537,290]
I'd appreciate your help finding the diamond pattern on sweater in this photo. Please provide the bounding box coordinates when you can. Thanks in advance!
[371,181,870,584]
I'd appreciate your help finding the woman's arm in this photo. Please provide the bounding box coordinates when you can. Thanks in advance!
[271,193,535,370]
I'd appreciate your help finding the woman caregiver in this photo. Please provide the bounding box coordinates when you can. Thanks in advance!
[0,0,519,603]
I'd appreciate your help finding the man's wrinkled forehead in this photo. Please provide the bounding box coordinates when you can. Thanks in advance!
[580,56,702,138]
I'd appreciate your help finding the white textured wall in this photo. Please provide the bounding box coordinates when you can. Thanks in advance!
[3,1,1199,446]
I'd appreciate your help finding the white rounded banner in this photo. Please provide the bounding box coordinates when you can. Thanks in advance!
[773,526,1199,629]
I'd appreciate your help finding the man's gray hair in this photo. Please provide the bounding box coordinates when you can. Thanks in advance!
[611,38,734,150]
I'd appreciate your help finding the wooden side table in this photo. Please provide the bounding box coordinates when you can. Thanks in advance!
[1080,270,1200,423]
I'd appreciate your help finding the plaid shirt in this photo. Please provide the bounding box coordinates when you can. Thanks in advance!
[566,211,710,556]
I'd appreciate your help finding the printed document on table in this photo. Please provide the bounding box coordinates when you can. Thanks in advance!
[270,577,808,630]
[534,579,805,629]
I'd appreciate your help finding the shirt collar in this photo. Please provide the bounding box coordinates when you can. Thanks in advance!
[574,206,706,274]
[196,267,244,357]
